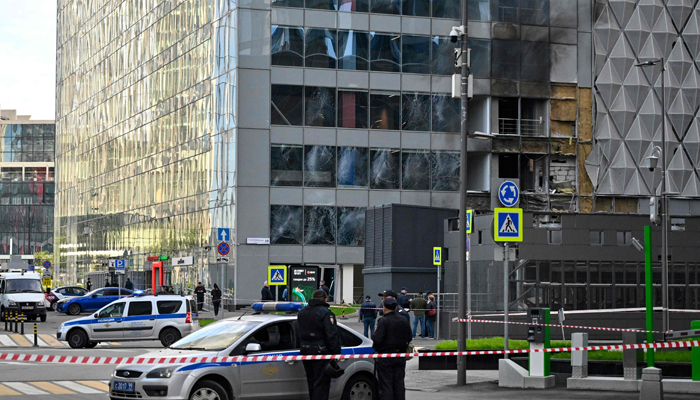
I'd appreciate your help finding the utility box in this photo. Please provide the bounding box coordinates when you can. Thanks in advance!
[527,308,548,344]
[528,307,551,378]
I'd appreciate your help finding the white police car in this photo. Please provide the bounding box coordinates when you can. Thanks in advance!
[57,293,199,348]
[108,302,377,400]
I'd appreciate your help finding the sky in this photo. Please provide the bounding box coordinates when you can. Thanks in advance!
[0,0,56,120]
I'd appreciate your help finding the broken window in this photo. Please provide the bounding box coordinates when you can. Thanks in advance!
[271,85,303,126]
[271,145,303,186]
[304,145,336,187]
[339,0,369,12]
[271,26,304,67]
[305,86,336,127]
[521,42,550,82]
[468,96,490,134]
[431,36,460,75]
[402,92,431,131]
[401,150,430,190]
[337,207,366,246]
[337,147,368,187]
[520,98,547,136]
[498,154,518,179]
[370,148,400,189]
[432,94,460,132]
[402,35,431,73]
[549,157,576,194]
[371,0,401,14]
[497,97,518,135]
[492,40,520,79]
[304,206,336,245]
[467,152,491,191]
[370,32,401,71]
[431,151,460,191]
[305,28,337,69]
[520,154,547,192]
[338,90,369,128]
[338,30,369,70]
[370,91,401,130]
[270,205,303,244]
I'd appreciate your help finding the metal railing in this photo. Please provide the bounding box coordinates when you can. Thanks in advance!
[498,117,545,136]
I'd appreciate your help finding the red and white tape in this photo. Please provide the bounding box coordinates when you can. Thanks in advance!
[453,318,663,334]
[1,340,698,365]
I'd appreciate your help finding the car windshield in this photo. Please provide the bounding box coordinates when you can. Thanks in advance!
[171,321,258,351]
[7,279,43,293]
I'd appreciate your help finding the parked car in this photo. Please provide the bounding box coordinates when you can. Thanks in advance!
[45,286,89,311]
[57,288,132,315]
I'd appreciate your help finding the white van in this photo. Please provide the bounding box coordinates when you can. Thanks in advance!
[0,271,47,322]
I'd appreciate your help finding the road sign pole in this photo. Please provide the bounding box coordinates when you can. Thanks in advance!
[467,232,471,340]
[504,242,510,358]
[437,258,441,342]
[644,225,655,367]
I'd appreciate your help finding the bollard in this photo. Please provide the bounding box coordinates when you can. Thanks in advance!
[571,332,589,379]
[3,312,7,332]
[341,300,347,320]
[639,367,663,400]
[13,312,18,334]
[33,323,38,347]
[20,314,24,335]
[623,330,644,380]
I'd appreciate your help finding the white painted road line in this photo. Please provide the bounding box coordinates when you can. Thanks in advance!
[53,381,103,394]
[24,334,49,347]
[0,336,15,346]
[9,382,49,395]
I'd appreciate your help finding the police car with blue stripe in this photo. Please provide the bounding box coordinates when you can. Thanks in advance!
[57,292,199,348]
[108,302,377,400]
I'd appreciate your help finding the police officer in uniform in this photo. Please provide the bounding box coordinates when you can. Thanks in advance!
[298,290,341,400]
[378,289,410,323]
[373,297,412,400]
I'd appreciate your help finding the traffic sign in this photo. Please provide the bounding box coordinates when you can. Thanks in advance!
[433,247,442,265]
[494,208,523,242]
[43,261,51,269]
[115,259,126,270]
[268,266,287,285]
[217,256,230,263]
[466,209,473,234]
[217,242,230,256]
[171,256,193,266]
[217,228,231,242]
[498,181,519,207]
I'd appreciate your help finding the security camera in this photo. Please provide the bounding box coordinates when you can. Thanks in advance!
[632,237,644,252]
[449,26,466,43]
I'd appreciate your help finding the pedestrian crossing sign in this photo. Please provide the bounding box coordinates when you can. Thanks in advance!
[466,209,473,234]
[268,266,287,285]
[494,208,523,242]
[433,247,442,265]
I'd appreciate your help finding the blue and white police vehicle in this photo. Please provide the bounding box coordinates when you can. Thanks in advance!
[57,293,199,348]
[108,302,377,400]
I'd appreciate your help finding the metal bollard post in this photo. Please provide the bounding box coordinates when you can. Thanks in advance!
[33,323,38,347]
[3,312,7,332]
[13,312,18,333]
[20,315,24,335]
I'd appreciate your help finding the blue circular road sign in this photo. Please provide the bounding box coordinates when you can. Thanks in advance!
[498,181,519,207]
[43,261,51,268]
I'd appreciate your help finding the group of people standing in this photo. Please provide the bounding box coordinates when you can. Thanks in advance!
[360,287,437,340]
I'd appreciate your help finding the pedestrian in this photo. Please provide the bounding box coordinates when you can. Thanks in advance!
[298,290,341,400]
[410,292,428,339]
[212,284,222,317]
[320,280,330,296]
[124,278,133,290]
[104,278,110,288]
[261,281,273,301]
[397,288,410,309]
[86,278,92,291]
[426,294,436,339]
[373,297,412,400]
[194,282,206,311]
[360,295,378,338]
[377,289,410,323]
[282,287,288,301]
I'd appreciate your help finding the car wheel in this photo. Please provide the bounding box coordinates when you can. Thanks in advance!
[68,329,88,349]
[40,314,47,322]
[85,341,98,348]
[67,303,81,315]
[159,328,181,347]
[190,380,228,400]
[342,374,377,400]
[50,302,58,312]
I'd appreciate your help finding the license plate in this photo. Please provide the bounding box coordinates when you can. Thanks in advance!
[21,306,33,310]
[113,381,135,392]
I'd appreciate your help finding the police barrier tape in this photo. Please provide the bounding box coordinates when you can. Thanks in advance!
[453,317,663,334]
[1,340,699,365]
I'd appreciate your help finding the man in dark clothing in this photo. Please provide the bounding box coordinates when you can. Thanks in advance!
[261,281,273,301]
[397,288,410,309]
[194,282,206,311]
[298,290,341,400]
[378,290,410,323]
[373,297,412,400]
[410,292,428,339]
[124,278,133,290]
[320,280,330,296]
[211,284,222,317]
[104,279,111,288]
[360,295,378,338]
[86,278,92,291]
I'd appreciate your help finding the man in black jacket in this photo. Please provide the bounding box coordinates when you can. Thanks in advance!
[194,282,206,311]
[373,297,412,400]
[378,289,410,323]
[261,281,273,301]
[298,290,341,400]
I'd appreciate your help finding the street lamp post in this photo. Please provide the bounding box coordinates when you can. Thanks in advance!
[635,58,669,333]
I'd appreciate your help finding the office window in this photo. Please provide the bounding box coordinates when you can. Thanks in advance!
[271,26,304,67]
[370,148,400,189]
[272,0,304,7]
[468,0,491,20]
[548,230,562,244]
[338,90,369,128]
[492,40,521,80]
[468,39,491,79]
[617,231,632,246]
[493,0,519,23]
[305,86,336,127]
[371,0,401,14]
[403,0,430,16]
[432,94,460,132]
[305,29,337,68]
[304,145,336,187]
[370,91,401,130]
[337,147,369,187]
[307,0,339,9]
[337,207,366,246]
[370,32,401,72]
[304,206,336,245]
[433,0,461,18]
[271,145,303,186]
[402,150,430,190]
[431,36,460,75]
[521,41,549,81]
[589,230,604,245]
[338,30,370,70]
[521,0,549,25]
[271,205,303,244]
[431,151,460,191]
[402,92,431,131]
[340,0,369,11]
[402,35,431,74]
[271,85,303,126]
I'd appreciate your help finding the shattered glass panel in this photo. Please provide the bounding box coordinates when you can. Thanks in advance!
[468,39,491,79]
[271,145,303,186]
[338,30,370,70]
[521,0,549,26]
[492,40,521,80]
[271,205,303,244]
[304,206,336,245]
[305,28,337,69]
[305,86,336,127]
[370,32,401,72]
[433,0,461,18]
[271,25,305,67]
[432,94,461,133]
[307,0,339,9]
[272,85,304,126]
[337,207,366,246]
[403,0,430,17]
[402,92,431,131]
[304,145,336,187]
[339,0,369,12]
[337,147,369,187]
[402,35,431,74]
[432,36,460,75]
[468,0,491,21]
[431,151,460,191]
[402,150,431,190]
[272,0,304,7]
[370,148,401,189]
[371,0,402,14]
[370,91,401,130]
[338,90,369,128]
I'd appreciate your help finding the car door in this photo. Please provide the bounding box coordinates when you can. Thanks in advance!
[95,288,120,310]
[124,299,156,338]
[237,321,308,400]
[90,301,126,340]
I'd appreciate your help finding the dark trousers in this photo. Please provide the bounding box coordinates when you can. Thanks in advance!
[363,317,375,338]
[197,297,204,311]
[376,358,406,400]
[302,359,331,400]
[213,301,220,316]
